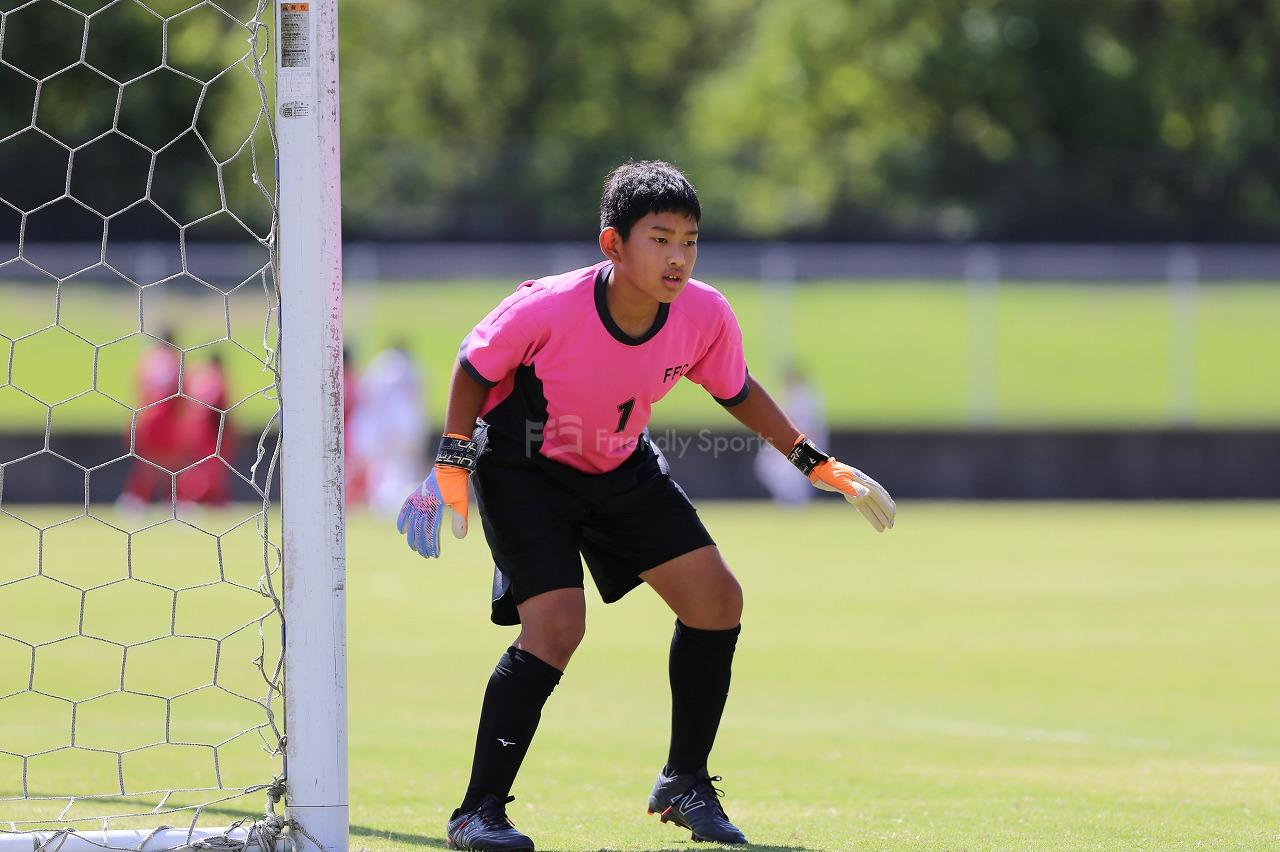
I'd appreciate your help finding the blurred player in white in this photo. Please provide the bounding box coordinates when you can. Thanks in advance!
[349,343,429,515]
[754,363,828,505]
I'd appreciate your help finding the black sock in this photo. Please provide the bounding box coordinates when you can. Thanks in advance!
[666,619,740,776]
[459,646,562,812]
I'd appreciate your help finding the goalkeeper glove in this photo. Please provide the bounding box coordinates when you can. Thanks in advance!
[787,435,896,532]
[396,432,478,558]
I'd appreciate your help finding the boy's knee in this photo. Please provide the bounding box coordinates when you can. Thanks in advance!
[520,611,586,668]
[546,615,586,655]
[715,575,744,627]
[687,573,742,630]
[516,588,587,668]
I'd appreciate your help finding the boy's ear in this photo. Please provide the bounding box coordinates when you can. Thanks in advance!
[599,227,624,262]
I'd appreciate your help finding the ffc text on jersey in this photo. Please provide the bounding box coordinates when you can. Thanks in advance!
[663,363,690,382]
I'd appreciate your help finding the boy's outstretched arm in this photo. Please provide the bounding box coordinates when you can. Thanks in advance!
[720,373,802,454]
[724,375,896,531]
[396,361,489,558]
[442,358,491,437]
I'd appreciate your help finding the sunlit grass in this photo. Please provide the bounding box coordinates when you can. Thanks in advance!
[2,502,1277,849]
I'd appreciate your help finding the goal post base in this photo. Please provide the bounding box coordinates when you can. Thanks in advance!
[0,826,282,852]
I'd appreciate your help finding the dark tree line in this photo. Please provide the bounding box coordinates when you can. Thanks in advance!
[3,0,1278,242]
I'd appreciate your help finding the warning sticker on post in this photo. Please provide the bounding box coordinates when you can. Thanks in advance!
[281,2,311,68]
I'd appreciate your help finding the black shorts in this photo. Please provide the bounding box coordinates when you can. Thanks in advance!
[472,432,715,626]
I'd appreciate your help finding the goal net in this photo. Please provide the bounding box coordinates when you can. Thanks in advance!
[0,0,345,849]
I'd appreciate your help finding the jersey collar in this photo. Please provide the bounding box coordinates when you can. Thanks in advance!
[594,263,670,346]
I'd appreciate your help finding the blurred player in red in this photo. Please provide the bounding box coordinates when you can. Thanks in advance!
[177,352,234,506]
[342,345,369,505]
[119,330,184,509]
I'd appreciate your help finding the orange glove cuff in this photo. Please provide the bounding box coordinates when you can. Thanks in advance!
[433,463,470,511]
[434,433,478,512]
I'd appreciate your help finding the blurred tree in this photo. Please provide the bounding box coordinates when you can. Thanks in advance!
[682,0,1280,239]
[339,0,753,237]
[5,0,1279,241]
[0,0,275,244]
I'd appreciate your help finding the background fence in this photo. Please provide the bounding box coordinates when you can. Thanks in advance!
[10,240,1280,284]
[3,241,1275,499]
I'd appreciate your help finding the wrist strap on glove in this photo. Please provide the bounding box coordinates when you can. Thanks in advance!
[436,433,480,472]
[787,434,830,476]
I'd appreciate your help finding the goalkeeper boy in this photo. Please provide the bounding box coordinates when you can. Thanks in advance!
[398,160,895,851]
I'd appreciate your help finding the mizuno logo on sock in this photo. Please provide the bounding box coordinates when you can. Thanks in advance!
[497,738,516,747]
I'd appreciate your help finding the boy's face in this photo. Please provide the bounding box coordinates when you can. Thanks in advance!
[605,210,699,303]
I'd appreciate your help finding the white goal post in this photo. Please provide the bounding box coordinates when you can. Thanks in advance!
[275,0,349,849]
[0,0,347,848]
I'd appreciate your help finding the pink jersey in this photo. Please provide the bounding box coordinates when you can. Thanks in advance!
[460,261,749,474]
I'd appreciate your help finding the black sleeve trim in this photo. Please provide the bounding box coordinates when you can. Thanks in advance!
[459,356,498,389]
[713,374,751,407]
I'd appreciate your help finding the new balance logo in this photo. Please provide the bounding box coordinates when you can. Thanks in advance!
[496,738,516,747]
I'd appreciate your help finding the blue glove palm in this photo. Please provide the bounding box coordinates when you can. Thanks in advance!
[396,469,444,558]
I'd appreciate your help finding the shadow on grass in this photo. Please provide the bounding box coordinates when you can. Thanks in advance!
[547,839,808,844]
[348,824,814,852]
[349,823,449,848]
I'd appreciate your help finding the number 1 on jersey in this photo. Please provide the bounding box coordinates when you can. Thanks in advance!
[615,397,636,433]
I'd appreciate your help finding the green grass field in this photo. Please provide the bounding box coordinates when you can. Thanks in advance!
[2,502,1278,849]
[3,280,1279,431]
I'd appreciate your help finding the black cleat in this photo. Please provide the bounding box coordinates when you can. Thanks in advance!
[446,794,535,851]
[647,768,748,845]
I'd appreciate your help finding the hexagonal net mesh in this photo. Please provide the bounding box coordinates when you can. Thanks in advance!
[0,0,288,847]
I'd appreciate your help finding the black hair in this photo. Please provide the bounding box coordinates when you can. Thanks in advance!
[599,160,701,240]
